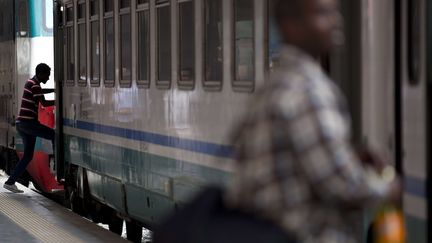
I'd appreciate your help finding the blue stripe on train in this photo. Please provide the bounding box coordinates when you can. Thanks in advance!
[63,118,235,159]
[63,119,427,199]
[405,176,426,199]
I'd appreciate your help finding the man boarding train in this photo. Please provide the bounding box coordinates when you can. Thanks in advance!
[4,64,55,193]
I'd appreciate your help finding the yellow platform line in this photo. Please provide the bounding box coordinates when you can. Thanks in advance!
[0,193,85,243]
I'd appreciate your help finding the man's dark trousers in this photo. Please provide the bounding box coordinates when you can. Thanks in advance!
[5,120,55,185]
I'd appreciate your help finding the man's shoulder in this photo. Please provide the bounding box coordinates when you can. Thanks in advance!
[267,73,341,117]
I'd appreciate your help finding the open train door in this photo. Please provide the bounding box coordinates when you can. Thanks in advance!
[53,0,65,183]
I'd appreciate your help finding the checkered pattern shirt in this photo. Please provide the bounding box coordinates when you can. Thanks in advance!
[226,45,392,243]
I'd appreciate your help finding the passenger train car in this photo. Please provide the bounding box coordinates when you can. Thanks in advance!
[0,0,429,242]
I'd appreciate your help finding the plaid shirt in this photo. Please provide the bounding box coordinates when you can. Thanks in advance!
[226,45,391,243]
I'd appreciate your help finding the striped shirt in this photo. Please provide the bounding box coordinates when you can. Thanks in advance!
[17,77,44,121]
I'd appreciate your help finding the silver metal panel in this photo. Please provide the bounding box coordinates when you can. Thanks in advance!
[254,0,266,88]
[361,0,395,158]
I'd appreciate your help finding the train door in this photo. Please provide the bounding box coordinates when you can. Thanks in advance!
[397,0,430,242]
[54,0,65,181]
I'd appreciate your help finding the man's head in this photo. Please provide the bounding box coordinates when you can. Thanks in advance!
[35,63,51,84]
[274,0,343,56]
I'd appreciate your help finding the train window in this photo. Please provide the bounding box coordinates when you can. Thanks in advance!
[56,4,63,28]
[105,17,115,86]
[157,2,171,88]
[78,2,86,20]
[233,0,254,92]
[66,6,73,22]
[18,0,29,37]
[120,13,132,86]
[204,0,223,90]
[178,0,195,89]
[78,2,87,86]
[78,23,87,86]
[137,10,150,88]
[105,0,114,13]
[91,21,100,86]
[90,0,99,16]
[120,0,131,9]
[44,0,53,30]
[66,27,75,85]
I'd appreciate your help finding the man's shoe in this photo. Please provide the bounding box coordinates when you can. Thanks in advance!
[3,183,24,193]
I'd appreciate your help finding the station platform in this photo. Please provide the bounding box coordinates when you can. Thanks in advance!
[0,174,128,243]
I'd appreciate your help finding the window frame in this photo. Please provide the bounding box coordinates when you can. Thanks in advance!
[77,0,87,87]
[155,0,172,90]
[232,0,255,93]
[103,0,115,87]
[202,0,223,91]
[43,0,54,33]
[17,0,29,38]
[90,0,101,87]
[65,3,75,86]
[119,1,132,88]
[177,0,195,90]
[136,2,150,89]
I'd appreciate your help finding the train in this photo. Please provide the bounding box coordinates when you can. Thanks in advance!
[0,0,430,242]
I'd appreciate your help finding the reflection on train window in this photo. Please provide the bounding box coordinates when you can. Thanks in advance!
[105,0,114,13]
[78,23,87,85]
[120,14,132,85]
[137,10,149,86]
[66,27,74,84]
[90,0,99,16]
[179,0,195,86]
[234,0,254,83]
[91,21,100,85]
[105,18,115,83]
[121,0,131,9]
[157,4,171,85]
[204,0,223,86]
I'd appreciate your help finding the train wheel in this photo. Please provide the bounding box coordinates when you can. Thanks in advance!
[126,221,142,243]
[108,215,123,235]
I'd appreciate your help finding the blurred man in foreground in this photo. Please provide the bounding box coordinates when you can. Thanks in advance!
[226,0,400,242]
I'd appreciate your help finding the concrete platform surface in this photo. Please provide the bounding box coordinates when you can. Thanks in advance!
[0,174,129,243]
